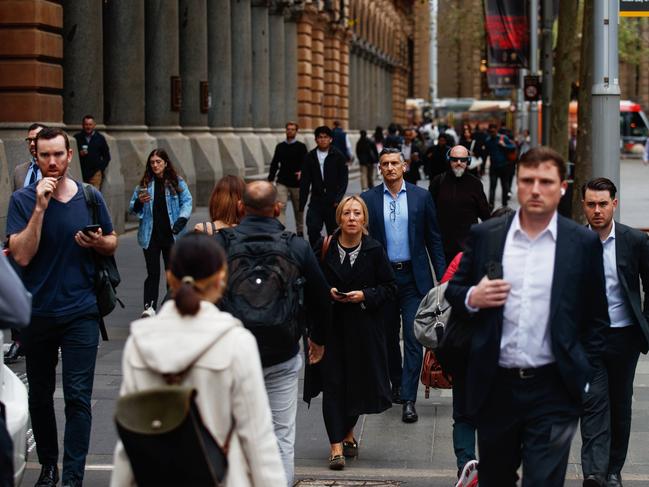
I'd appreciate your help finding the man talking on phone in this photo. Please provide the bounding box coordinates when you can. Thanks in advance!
[445,147,608,486]
[6,127,117,487]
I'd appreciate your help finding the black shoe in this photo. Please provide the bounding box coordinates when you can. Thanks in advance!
[607,473,623,487]
[391,384,403,404]
[402,401,418,423]
[35,465,59,487]
[583,473,606,487]
[4,341,22,364]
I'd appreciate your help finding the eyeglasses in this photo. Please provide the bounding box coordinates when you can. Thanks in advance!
[389,200,400,222]
[380,160,402,168]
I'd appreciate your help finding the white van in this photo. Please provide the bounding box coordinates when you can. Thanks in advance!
[1,333,29,486]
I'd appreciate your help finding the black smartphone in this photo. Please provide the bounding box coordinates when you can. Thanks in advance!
[82,224,101,235]
[485,261,503,280]
[333,290,348,297]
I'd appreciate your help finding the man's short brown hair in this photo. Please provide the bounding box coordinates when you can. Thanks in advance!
[285,121,298,130]
[35,127,70,152]
[518,146,567,181]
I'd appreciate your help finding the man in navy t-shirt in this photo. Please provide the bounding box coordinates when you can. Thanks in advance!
[6,127,118,487]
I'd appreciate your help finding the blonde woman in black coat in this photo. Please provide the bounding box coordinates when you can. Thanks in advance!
[318,195,396,470]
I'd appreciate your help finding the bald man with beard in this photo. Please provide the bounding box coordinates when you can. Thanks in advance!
[429,145,491,263]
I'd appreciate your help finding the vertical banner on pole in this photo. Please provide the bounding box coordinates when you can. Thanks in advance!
[484,0,529,89]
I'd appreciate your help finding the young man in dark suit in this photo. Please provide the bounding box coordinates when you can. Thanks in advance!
[446,146,609,486]
[360,147,446,423]
[580,177,649,487]
[299,125,348,247]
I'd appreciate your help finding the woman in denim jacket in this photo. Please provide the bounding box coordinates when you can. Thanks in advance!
[129,148,193,316]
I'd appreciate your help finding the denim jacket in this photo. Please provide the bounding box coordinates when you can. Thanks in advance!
[129,177,193,249]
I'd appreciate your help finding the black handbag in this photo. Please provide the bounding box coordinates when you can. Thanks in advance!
[81,184,123,324]
[115,354,234,487]
[115,387,233,487]
[435,310,473,376]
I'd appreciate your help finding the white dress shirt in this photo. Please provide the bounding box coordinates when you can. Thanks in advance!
[316,149,328,178]
[597,221,634,328]
[499,210,557,368]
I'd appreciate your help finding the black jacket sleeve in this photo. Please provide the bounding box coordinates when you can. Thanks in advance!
[299,242,332,346]
[580,234,609,364]
[362,247,397,311]
[299,154,312,211]
[639,231,649,322]
[268,144,280,182]
[334,154,349,205]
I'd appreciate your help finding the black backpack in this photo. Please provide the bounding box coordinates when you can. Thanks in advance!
[219,229,305,360]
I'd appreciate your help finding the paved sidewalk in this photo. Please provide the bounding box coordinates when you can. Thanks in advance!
[10,163,649,486]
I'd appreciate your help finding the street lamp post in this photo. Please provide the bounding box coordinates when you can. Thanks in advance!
[529,0,539,148]
[592,0,620,217]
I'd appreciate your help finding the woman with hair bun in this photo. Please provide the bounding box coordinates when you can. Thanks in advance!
[111,233,286,487]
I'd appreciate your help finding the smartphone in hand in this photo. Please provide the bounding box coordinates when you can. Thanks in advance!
[485,261,503,280]
[82,224,101,235]
[333,290,348,297]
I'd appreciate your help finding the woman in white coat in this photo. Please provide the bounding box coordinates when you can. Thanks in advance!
[111,233,286,486]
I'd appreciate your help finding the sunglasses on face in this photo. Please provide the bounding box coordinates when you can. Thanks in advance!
[449,157,470,163]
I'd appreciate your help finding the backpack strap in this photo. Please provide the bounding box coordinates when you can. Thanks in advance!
[82,182,100,224]
[202,222,208,234]
[210,222,218,235]
[218,227,239,250]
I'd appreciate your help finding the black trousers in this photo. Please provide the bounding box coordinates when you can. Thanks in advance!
[477,364,580,487]
[385,298,403,388]
[580,325,642,477]
[322,329,359,444]
[488,164,511,208]
[0,403,12,487]
[306,201,337,248]
[142,235,173,309]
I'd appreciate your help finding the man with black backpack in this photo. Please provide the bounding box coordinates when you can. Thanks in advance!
[6,128,118,487]
[215,180,331,486]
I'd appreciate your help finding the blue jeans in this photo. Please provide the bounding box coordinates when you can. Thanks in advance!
[263,353,302,487]
[21,307,99,484]
[394,269,424,402]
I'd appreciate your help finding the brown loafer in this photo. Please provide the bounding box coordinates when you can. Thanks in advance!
[342,439,358,458]
[328,454,345,470]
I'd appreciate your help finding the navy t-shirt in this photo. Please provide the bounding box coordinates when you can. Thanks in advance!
[6,181,114,318]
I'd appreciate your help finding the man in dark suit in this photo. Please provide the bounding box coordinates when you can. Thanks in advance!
[12,123,46,192]
[361,147,445,423]
[446,146,609,486]
[580,177,649,487]
[299,125,349,247]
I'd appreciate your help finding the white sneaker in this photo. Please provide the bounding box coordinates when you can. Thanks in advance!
[455,459,479,487]
[141,304,156,318]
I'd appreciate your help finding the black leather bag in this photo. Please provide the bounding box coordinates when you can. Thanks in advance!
[435,310,472,376]
[81,184,123,320]
[115,387,232,487]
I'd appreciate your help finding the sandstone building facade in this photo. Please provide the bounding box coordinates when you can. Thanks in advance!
[0,0,430,232]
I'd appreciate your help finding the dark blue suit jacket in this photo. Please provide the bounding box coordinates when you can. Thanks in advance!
[445,214,609,416]
[360,182,446,295]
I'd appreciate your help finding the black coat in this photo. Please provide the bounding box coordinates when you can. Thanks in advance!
[299,147,349,211]
[303,235,396,415]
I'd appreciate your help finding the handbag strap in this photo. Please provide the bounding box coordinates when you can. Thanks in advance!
[320,234,333,262]
[469,139,476,154]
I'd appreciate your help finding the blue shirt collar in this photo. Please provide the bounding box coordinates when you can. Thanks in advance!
[383,180,406,196]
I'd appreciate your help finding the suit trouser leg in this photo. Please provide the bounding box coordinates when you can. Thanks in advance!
[580,358,610,477]
[276,183,289,226]
[306,205,325,248]
[395,269,424,403]
[385,299,403,389]
[478,366,579,487]
[606,326,641,474]
[452,369,477,471]
[286,186,304,234]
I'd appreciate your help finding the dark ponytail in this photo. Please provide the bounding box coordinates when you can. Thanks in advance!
[168,233,226,316]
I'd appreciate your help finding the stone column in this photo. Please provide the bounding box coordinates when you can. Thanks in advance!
[310,16,326,127]
[63,0,103,125]
[339,34,350,128]
[231,0,253,128]
[180,0,221,204]
[208,0,232,128]
[251,1,270,128]
[323,29,338,126]
[104,0,145,126]
[284,15,298,124]
[296,15,314,129]
[179,0,207,127]
[145,1,195,197]
[269,6,286,128]
[145,0,180,127]
[348,52,357,129]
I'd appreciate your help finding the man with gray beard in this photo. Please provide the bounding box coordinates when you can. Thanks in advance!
[429,145,491,263]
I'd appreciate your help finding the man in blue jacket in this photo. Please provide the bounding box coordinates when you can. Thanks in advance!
[484,123,515,207]
[361,147,446,423]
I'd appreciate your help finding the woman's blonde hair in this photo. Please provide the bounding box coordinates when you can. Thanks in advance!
[335,195,369,235]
